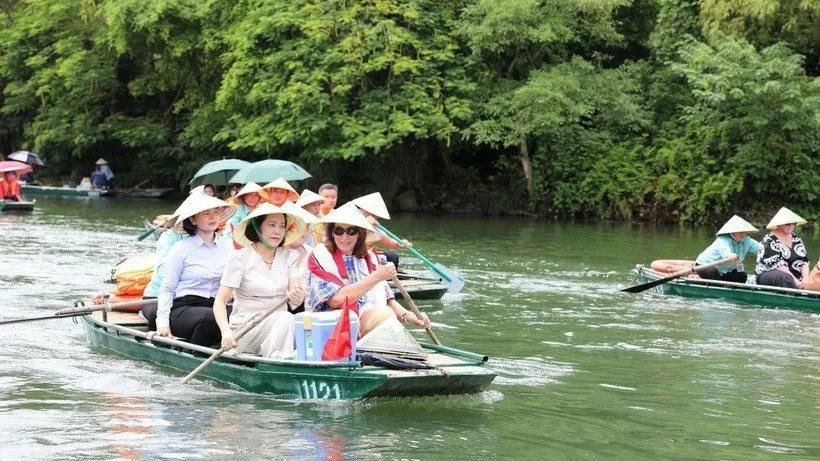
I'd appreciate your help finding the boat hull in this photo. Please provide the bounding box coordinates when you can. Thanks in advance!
[21,185,108,197]
[81,315,495,399]
[633,266,820,313]
[390,273,448,301]
[109,188,173,199]
[1,200,35,212]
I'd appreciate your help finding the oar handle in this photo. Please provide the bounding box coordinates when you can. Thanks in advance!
[621,256,737,293]
[671,256,737,277]
[392,276,441,345]
[180,300,287,384]
[55,298,157,316]
[376,223,453,283]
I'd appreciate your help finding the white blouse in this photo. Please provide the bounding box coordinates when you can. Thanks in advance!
[220,246,301,325]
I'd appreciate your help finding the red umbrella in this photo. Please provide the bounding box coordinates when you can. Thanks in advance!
[0,160,33,174]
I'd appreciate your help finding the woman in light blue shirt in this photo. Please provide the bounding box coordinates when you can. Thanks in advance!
[695,215,761,283]
[148,194,236,346]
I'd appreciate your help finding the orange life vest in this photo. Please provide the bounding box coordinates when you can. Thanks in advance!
[1,179,20,199]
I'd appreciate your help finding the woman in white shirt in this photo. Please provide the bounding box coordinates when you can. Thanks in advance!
[150,194,236,346]
[213,202,315,357]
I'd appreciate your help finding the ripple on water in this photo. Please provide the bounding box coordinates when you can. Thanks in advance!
[490,356,574,387]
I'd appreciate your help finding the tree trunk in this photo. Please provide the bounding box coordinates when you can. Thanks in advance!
[519,134,533,199]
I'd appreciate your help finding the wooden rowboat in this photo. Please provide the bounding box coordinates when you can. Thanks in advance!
[1,200,35,212]
[632,265,820,313]
[390,272,448,301]
[109,187,174,199]
[20,184,108,197]
[81,312,495,399]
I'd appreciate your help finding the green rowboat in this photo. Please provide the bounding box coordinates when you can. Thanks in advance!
[1,200,35,212]
[632,265,820,313]
[81,313,495,399]
[21,184,109,197]
[390,273,448,301]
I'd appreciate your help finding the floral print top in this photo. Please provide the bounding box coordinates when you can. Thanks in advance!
[755,232,809,279]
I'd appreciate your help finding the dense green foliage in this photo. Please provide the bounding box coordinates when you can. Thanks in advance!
[0,0,817,224]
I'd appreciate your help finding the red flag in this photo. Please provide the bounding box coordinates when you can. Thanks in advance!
[321,298,355,361]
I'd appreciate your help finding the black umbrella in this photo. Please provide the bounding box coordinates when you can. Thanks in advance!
[7,150,45,167]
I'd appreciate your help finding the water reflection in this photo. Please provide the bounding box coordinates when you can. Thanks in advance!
[1,197,818,460]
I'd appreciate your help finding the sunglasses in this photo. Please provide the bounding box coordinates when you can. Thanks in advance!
[331,226,360,236]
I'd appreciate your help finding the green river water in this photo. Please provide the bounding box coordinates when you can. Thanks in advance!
[0,196,817,460]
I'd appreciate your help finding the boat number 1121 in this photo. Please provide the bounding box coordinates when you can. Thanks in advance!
[299,380,342,399]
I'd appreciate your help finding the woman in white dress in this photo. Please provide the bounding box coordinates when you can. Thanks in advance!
[213,202,316,357]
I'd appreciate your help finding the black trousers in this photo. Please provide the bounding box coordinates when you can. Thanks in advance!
[141,295,228,347]
[383,251,400,271]
[696,265,748,283]
[757,270,797,288]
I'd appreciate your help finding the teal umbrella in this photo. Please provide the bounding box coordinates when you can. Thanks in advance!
[228,159,312,184]
[189,159,252,186]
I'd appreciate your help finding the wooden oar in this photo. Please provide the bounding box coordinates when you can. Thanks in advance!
[180,300,288,384]
[621,257,737,293]
[376,223,465,294]
[0,298,157,326]
[392,276,441,345]
[137,215,174,241]
[137,224,160,241]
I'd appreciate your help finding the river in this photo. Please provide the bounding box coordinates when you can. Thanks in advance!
[0,196,817,460]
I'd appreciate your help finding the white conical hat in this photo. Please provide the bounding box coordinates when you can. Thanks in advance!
[716,215,758,235]
[95,158,108,165]
[261,177,299,202]
[282,200,320,226]
[232,202,310,248]
[319,202,375,232]
[227,181,263,206]
[189,185,206,195]
[766,207,807,229]
[173,194,236,233]
[352,192,391,220]
[295,189,324,208]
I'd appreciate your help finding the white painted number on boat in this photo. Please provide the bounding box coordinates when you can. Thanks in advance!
[300,380,341,399]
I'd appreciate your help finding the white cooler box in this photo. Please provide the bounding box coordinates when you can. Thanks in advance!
[294,310,359,361]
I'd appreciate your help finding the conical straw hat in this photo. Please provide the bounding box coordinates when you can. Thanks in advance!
[295,189,324,208]
[261,177,299,202]
[232,202,311,248]
[173,194,236,233]
[352,192,391,220]
[189,185,206,195]
[766,207,807,229]
[95,158,108,165]
[319,202,375,232]
[716,215,758,235]
[227,181,263,206]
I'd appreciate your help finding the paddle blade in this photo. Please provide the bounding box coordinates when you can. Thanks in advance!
[446,275,465,294]
[136,227,157,241]
[620,277,669,293]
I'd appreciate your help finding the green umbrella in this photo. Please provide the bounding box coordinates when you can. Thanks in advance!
[228,159,311,184]
[189,159,252,186]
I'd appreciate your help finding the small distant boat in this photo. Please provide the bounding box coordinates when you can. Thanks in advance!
[109,187,174,199]
[1,200,35,212]
[20,184,109,198]
[632,265,820,313]
[81,312,495,399]
[390,272,448,301]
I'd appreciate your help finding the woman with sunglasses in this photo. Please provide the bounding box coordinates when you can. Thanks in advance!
[149,194,236,346]
[305,203,430,336]
[213,202,314,357]
[755,207,810,289]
